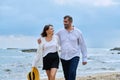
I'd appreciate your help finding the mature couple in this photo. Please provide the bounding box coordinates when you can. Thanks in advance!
[32,15,87,80]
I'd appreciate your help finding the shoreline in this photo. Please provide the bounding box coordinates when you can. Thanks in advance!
[41,72,120,80]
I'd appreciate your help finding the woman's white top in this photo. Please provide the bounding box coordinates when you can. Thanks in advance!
[32,35,59,67]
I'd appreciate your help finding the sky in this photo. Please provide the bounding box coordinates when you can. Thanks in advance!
[0,0,120,48]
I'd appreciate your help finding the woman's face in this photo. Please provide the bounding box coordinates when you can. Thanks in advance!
[46,26,54,35]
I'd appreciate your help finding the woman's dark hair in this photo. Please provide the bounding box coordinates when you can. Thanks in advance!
[41,24,53,37]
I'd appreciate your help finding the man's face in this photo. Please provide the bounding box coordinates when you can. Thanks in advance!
[64,18,71,29]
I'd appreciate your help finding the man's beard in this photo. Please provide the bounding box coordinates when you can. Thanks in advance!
[64,24,69,29]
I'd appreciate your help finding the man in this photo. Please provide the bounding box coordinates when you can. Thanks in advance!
[38,15,87,80]
[56,15,87,80]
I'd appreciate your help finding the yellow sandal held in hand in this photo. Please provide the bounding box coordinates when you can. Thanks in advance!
[27,67,40,80]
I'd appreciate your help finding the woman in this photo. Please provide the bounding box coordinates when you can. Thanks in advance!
[32,24,60,80]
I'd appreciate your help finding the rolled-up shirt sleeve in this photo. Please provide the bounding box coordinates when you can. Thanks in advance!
[79,33,87,62]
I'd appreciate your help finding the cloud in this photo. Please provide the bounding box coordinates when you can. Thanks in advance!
[93,0,120,7]
[0,5,13,11]
[0,5,39,25]
[0,35,38,48]
[53,0,120,7]
[0,5,19,16]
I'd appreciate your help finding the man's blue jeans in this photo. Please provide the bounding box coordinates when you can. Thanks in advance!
[61,56,80,80]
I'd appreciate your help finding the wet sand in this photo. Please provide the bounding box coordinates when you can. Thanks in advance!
[41,72,120,80]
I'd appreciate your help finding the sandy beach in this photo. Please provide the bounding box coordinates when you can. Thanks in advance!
[41,72,120,80]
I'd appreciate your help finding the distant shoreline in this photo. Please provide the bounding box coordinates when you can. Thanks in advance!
[6,48,19,50]
[21,49,37,52]
[110,47,120,51]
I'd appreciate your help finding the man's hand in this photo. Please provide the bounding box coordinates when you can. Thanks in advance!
[82,62,87,65]
[37,38,41,44]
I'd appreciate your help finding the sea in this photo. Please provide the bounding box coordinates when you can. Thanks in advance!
[0,48,120,80]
